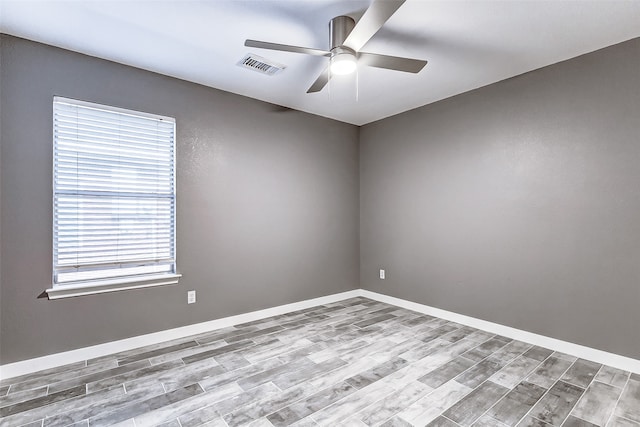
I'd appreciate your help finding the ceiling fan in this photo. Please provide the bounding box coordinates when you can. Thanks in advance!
[244,0,427,93]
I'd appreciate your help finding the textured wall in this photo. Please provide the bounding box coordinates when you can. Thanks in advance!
[360,38,640,359]
[0,35,359,364]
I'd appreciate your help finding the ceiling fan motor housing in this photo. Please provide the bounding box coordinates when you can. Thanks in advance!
[330,15,356,51]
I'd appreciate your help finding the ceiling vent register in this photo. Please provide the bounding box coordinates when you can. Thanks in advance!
[238,54,286,76]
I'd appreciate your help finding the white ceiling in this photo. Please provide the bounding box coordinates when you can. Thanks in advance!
[1,0,639,125]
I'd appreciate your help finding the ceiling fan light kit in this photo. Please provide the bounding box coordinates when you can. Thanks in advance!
[244,0,427,94]
[330,48,357,75]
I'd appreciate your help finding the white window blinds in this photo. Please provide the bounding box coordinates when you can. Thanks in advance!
[53,97,176,287]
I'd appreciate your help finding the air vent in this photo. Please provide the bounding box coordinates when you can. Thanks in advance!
[238,54,286,76]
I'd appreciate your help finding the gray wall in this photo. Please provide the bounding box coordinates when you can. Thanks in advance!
[360,38,640,359]
[0,35,360,364]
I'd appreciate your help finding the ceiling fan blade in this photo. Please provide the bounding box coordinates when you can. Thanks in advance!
[358,52,427,73]
[307,66,330,93]
[343,0,406,52]
[245,40,330,57]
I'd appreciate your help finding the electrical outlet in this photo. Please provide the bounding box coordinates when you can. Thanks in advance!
[187,290,196,304]
[379,269,385,279]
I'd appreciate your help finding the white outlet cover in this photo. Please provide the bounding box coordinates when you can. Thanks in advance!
[187,290,196,304]
[380,269,385,280]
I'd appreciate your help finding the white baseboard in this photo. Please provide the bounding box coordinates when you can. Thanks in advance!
[2,288,639,380]
[0,290,361,380]
[360,289,640,374]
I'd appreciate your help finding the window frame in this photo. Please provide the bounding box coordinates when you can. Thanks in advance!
[46,97,180,299]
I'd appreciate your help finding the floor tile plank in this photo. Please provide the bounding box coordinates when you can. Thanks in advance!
[418,356,475,389]
[615,377,640,423]
[561,360,602,389]
[594,366,629,389]
[526,357,573,389]
[490,355,543,389]
[132,382,244,427]
[268,381,357,427]
[455,357,506,389]
[310,379,395,426]
[356,381,431,426]
[442,380,509,426]
[527,381,585,426]
[0,385,85,418]
[461,337,511,362]
[88,384,203,427]
[523,347,554,362]
[570,381,621,426]
[397,380,473,426]
[46,360,151,394]
[0,386,48,409]
[487,381,547,426]
[43,384,159,427]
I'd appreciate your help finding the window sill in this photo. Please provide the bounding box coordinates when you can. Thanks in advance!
[45,274,182,300]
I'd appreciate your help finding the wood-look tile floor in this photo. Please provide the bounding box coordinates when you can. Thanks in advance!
[1,297,639,427]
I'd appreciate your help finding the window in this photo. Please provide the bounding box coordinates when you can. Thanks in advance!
[48,97,179,299]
